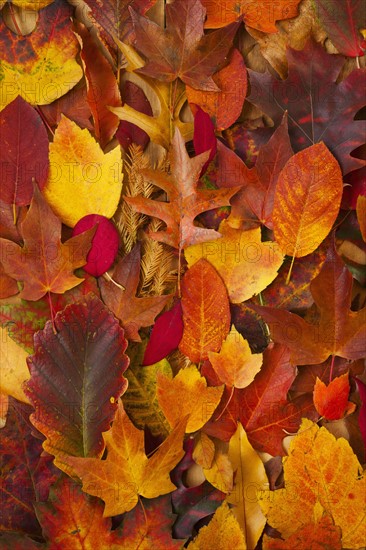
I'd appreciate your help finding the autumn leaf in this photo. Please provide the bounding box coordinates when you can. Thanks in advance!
[0,96,49,207]
[187,501,246,550]
[142,300,184,365]
[0,327,30,403]
[179,259,231,363]
[356,194,366,241]
[99,243,171,341]
[0,265,18,299]
[226,423,267,549]
[251,241,366,364]
[185,220,284,303]
[313,372,356,421]
[131,0,239,91]
[44,116,123,227]
[7,0,54,8]
[23,295,129,476]
[157,364,224,433]
[273,143,343,263]
[263,514,342,549]
[0,187,95,301]
[65,400,187,516]
[248,38,366,174]
[116,81,153,151]
[0,398,58,538]
[208,326,263,389]
[0,0,83,110]
[186,49,247,131]
[314,0,366,56]
[259,419,366,548]
[201,0,302,33]
[40,85,92,131]
[193,432,215,470]
[124,128,240,250]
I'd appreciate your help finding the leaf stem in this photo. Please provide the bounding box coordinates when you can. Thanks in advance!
[12,203,17,225]
[215,386,234,422]
[47,291,56,334]
[285,255,296,285]
[329,354,335,383]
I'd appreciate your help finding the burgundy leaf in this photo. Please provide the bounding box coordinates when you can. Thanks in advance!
[142,300,183,365]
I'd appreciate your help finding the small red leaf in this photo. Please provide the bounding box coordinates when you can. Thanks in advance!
[193,105,217,175]
[143,300,184,365]
[313,372,354,420]
[72,214,119,277]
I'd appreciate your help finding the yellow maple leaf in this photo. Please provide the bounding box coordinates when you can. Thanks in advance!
[187,501,247,550]
[0,1,82,110]
[208,326,263,388]
[259,419,366,548]
[204,446,234,494]
[185,220,283,303]
[44,116,123,227]
[156,364,224,433]
[65,401,187,517]
[0,327,30,404]
[226,423,267,549]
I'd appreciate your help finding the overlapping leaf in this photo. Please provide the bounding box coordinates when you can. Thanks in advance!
[23,294,130,475]
[0,187,94,301]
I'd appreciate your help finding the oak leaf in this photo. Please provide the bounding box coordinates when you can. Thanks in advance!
[125,128,240,250]
[201,0,302,33]
[44,116,123,227]
[0,96,49,207]
[208,326,263,389]
[251,241,366,364]
[99,244,171,341]
[0,0,82,110]
[187,501,246,550]
[186,49,247,131]
[185,220,284,303]
[248,39,366,175]
[131,0,239,91]
[0,186,95,301]
[74,22,122,149]
[272,143,343,259]
[313,372,356,421]
[179,259,231,363]
[226,423,267,549]
[23,295,129,476]
[157,364,224,433]
[65,401,187,516]
[259,419,366,548]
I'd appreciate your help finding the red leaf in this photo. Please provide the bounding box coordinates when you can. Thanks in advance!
[23,294,129,475]
[193,105,217,176]
[40,86,92,131]
[314,0,366,57]
[314,372,354,420]
[72,214,119,277]
[248,39,366,175]
[142,300,183,365]
[354,377,366,461]
[116,81,153,150]
[0,96,49,206]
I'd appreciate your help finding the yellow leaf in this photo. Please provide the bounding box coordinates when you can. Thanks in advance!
[0,1,82,110]
[356,194,366,243]
[44,116,123,227]
[208,326,263,388]
[156,364,224,433]
[0,327,30,404]
[259,419,366,548]
[187,501,247,550]
[65,401,187,517]
[204,446,234,494]
[12,0,54,8]
[185,220,284,303]
[226,423,267,549]
[263,514,342,549]
[193,432,215,469]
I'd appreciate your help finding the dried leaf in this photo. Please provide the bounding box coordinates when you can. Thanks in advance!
[313,372,355,420]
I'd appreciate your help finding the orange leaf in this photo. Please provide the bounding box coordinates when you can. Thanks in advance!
[273,142,343,259]
[74,21,122,149]
[124,128,240,250]
[157,364,224,433]
[201,0,301,33]
[65,401,187,516]
[313,372,355,420]
[263,514,342,549]
[186,49,247,131]
[179,259,231,363]
[208,326,262,388]
[0,186,94,301]
[356,194,366,242]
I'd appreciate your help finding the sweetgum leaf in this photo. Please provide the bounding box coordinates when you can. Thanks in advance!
[23,294,129,476]
[248,38,366,175]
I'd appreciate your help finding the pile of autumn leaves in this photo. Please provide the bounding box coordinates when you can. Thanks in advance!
[0,0,366,548]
